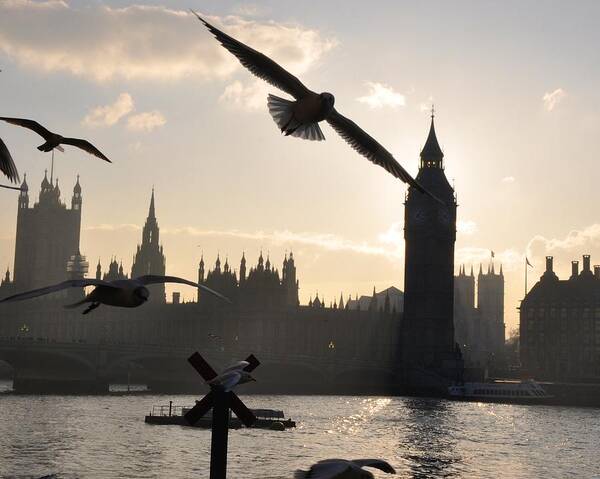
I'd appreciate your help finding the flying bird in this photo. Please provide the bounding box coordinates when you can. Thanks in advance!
[0,183,22,191]
[0,275,229,315]
[191,11,437,201]
[0,137,19,184]
[207,360,256,391]
[295,459,396,479]
[0,117,112,163]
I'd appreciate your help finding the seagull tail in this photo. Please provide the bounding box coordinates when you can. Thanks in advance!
[267,94,325,141]
[293,470,309,479]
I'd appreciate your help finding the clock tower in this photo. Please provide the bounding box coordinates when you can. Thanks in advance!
[403,112,457,374]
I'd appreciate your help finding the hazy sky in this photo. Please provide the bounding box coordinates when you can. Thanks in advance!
[1,0,600,331]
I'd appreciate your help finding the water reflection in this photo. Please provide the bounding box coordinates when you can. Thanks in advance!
[400,398,461,478]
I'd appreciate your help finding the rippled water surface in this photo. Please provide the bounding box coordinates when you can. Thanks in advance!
[1,381,599,478]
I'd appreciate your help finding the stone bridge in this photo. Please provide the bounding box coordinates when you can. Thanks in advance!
[0,300,403,393]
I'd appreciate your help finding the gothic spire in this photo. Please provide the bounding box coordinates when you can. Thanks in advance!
[420,109,444,167]
[148,187,156,219]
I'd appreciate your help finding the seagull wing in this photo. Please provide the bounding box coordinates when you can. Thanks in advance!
[191,11,311,100]
[294,460,352,479]
[0,117,53,140]
[0,183,21,191]
[326,109,442,204]
[0,279,116,303]
[221,360,250,375]
[209,370,242,391]
[0,137,20,183]
[135,275,231,303]
[352,459,396,474]
[60,137,111,163]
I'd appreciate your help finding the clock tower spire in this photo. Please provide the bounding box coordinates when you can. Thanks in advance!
[403,113,458,386]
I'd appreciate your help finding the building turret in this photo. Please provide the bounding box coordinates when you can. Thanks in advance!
[198,255,205,283]
[13,172,82,291]
[239,252,246,283]
[18,174,29,210]
[72,174,82,211]
[215,254,221,273]
[368,287,378,312]
[131,188,166,302]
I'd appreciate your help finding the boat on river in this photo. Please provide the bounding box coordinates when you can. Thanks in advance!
[144,402,296,430]
[448,380,554,404]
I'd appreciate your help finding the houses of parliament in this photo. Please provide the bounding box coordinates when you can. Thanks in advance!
[0,117,506,391]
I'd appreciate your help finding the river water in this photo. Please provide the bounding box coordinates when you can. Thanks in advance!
[0,381,599,478]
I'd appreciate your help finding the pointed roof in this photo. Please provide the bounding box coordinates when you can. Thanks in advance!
[148,187,156,219]
[20,173,28,192]
[420,113,444,163]
[73,174,81,194]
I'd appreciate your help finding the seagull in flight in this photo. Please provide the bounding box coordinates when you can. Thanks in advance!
[0,117,112,163]
[191,11,438,201]
[0,182,21,191]
[0,275,229,315]
[0,137,19,184]
[207,360,256,392]
[295,459,396,479]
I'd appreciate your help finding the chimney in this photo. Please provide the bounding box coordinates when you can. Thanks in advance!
[571,260,579,279]
[172,292,180,304]
[583,255,591,273]
[546,256,553,272]
[595,265,600,279]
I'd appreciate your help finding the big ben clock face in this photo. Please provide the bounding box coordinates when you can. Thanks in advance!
[412,208,427,223]
[438,208,451,224]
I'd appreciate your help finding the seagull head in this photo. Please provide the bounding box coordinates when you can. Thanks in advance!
[320,92,335,109]
[134,286,150,303]
[239,371,257,384]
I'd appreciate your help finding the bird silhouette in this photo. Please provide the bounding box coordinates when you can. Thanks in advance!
[0,137,19,184]
[0,275,229,315]
[0,117,111,163]
[191,11,438,201]
[208,360,256,391]
[295,459,396,479]
[0,182,21,191]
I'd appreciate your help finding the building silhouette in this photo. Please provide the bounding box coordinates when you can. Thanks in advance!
[520,255,600,382]
[454,263,505,368]
[199,250,299,310]
[402,113,458,377]
[0,116,469,394]
[130,189,166,303]
[10,171,82,292]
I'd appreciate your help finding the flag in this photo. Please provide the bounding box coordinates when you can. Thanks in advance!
[526,257,533,267]
[491,250,495,258]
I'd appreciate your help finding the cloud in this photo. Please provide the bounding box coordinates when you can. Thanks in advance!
[127,111,166,132]
[501,176,515,183]
[0,4,336,83]
[542,88,566,112]
[457,220,478,235]
[82,93,134,127]
[357,82,406,109]
[162,226,398,258]
[219,80,269,111]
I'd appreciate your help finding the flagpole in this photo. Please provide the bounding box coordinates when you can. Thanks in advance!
[525,258,528,297]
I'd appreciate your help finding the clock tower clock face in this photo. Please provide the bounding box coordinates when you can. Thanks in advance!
[438,208,451,224]
[412,208,427,223]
